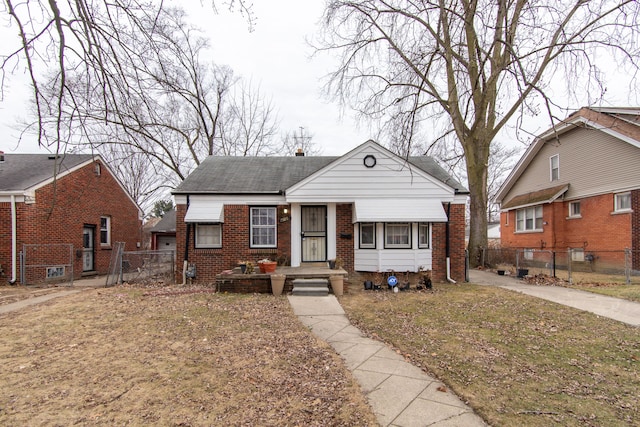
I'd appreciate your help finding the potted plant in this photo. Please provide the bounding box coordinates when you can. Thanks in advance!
[244,261,255,274]
[238,260,247,274]
[258,258,277,274]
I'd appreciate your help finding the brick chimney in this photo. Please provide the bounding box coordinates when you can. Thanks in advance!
[295,148,304,157]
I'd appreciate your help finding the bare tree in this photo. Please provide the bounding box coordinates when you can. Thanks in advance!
[318,0,640,265]
[2,2,277,210]
[218,80,280,156]
[280,127,322,156]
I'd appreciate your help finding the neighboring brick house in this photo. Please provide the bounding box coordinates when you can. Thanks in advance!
[0,152,143,284]
[172,140,468,284]
[495,107,640,268]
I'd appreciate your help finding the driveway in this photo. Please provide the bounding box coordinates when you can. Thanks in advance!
[470,269,640,327]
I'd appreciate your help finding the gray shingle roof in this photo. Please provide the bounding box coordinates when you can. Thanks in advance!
[173,155,467,194]
[0,153,96,192]
[150,210,177,233]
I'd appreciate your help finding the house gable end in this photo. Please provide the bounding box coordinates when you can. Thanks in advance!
[496,107,640,204]
[286,140,457,202]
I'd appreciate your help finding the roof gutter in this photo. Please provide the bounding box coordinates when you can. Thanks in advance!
[445,202,456,284]
[10,195,17,284]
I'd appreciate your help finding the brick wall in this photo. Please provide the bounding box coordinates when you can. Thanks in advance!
[0,160,141,284]
[632,190,640,270]
[335,204,354,272]
[501,193,632,253]
[175,204,291,284]
[431,202,466,282]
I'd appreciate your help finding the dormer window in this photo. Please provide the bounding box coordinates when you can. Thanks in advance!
[550,154,559,181]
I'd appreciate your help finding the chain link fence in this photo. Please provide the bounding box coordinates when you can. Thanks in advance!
[480,247,640,284]
[119,250,175,285]
[21,244,74,286]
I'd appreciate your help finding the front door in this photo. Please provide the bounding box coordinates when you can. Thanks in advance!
[82,226,95,272]
[301,206,327,262]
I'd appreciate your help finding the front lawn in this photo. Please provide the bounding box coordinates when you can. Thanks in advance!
[0,286,377,426]
[339,283,640,427]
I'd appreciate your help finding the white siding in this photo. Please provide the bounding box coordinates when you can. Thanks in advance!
[354,249,432,272]
[505,127,640,202]
[286,144,454,202]
[353,222,432,272]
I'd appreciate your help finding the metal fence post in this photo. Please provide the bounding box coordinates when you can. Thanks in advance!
[567,248,572,284]
[625,248,631,285]
[19,251,24,284]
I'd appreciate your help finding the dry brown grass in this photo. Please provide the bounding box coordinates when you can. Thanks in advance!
[0,285,377,426]
[339,284,640,427]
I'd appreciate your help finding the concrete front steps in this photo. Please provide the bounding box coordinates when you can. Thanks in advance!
[291,278,329,296]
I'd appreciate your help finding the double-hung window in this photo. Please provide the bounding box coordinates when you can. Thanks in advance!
[385,223,411,248]
[418,223,430,248]
[195,224,222,248]
[614,192,631,212]
[550,154,559,181]
[359,223,376,248]
[100,216,111,246]
[568,201,581,218]
[516,206,543,232]
[250,207,277,248]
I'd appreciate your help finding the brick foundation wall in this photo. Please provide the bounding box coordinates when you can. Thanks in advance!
[0,160,141,284]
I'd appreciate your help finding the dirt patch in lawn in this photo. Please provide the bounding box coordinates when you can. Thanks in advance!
[340,284,640,427]
[0,285,377,426]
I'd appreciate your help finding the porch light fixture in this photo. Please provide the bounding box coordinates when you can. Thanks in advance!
[280,207,290,222]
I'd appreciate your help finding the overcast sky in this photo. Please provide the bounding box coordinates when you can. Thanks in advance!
[1,0,637,156]
[0,0,372,156]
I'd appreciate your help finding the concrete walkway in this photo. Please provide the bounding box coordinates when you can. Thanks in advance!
[469,269,640,327]
[288,295,487,427]
[0,276,106,315]
[0,290,82,315]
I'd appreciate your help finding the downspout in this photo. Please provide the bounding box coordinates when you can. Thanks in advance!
[10,194,17,284]
[445,202,456,284]
[181,196,191,285]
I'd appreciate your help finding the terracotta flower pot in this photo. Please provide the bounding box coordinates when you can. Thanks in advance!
[258,261,277,274]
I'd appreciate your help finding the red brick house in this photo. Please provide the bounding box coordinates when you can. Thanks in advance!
[172,140,468,284]
[495,107,640,268]
[0,152,143,284]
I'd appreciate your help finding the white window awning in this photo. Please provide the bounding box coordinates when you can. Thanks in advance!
[184,200,224,223]
[354,199,448,222]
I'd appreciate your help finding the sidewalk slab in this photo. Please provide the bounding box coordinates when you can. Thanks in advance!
[0,290,82,315]
[288,294,487,427]
[470,270,640,326]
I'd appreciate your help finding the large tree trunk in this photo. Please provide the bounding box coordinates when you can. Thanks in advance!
[465,139,490,268]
